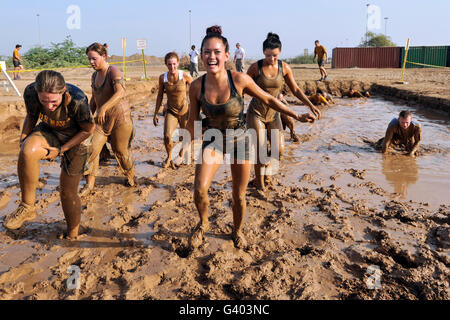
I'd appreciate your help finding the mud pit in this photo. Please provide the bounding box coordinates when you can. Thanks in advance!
[0,89,449,299]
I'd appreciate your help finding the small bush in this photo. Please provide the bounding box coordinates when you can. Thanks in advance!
[286,54,316,64]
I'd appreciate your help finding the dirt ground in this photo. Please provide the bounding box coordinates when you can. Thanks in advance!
[0,62,448,300]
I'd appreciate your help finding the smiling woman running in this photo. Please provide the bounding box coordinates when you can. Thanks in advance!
[154,52,193,168]
[246,32,320,191]
[186,26,315,250]
[80,43,135,195]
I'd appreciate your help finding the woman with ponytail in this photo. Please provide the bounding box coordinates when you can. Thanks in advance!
[3,70,95,239]
[80,42,136,195]
[246,32,321,191]
[185,26,315,250]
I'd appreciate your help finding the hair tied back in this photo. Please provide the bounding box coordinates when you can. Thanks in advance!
[206,25,222,36]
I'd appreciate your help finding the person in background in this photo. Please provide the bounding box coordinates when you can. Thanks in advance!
[381,110,422,157]
[233,43,246,72]
[246,32,319,191]
[310,89,335,107]
[13,44,24,80]
[313,40,329,81]
[342,89,370,98]
[103,43,112,60]
[80,43,136,196]
[154,52,193,168]
[189,45,200,78]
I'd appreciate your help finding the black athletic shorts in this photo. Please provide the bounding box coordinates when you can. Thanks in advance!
[13,60,22,68]
[318,59,325,67]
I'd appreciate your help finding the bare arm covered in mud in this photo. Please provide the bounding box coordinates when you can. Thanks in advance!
[237,72,314,122]
[282,62,321,119]
[89,97,97,115]
[61,122,95,153]
[183,72,193,86]
[186,77,202,142]
[153,74,165,126]
[408,125,422,157]
[246,62,259,80]
[43,122,96,160]
[19,114,38,145]
[96,66,126,125]
[382,125,395,154]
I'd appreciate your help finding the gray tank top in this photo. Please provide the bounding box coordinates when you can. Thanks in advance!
[248,59,284,122]
[200,70,246,131]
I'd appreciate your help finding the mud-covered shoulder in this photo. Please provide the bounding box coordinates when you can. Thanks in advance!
[246,62,259,79]
[109,65,123,79]
[66,83,92,123]
[66,83,88,105]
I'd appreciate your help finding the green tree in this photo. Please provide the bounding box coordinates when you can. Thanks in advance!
[359,32,396,47]
[23,36,88,69]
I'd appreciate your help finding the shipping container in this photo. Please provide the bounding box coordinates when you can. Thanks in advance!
[400,46,448,68]
[401,47,424,68]
[447,46,450,67]
[424,46,448,68]
[332,47,401,68]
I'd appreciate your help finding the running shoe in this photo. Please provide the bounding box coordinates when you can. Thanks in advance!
[3,202,36,230]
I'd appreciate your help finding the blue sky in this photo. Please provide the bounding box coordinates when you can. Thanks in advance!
[1,0,449,59]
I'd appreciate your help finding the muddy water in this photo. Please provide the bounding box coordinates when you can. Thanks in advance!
[0,96,448,300]
[283,98,449,210]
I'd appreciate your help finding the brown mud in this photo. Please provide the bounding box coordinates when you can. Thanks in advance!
[0,65,449,300]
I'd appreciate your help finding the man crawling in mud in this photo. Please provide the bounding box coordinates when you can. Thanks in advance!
[379,110,422,157]
[342,89,370,98]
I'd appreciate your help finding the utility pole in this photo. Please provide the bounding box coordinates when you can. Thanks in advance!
[37,14,42,46]
[384,17,389,36]
[365,4,370,46]
[189,10,192,47]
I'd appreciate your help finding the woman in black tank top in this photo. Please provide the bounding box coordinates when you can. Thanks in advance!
[185,26,316,250]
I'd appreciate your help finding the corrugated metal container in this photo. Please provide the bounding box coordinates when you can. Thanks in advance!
[447,46,450,67]
[401,47,424,68]
[424,46,447,68]
[332,47,401,68]
[401,46,448,68]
